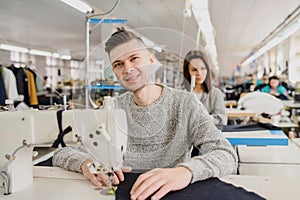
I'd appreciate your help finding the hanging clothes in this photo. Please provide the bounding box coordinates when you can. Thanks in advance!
[2,67,19,101]
[24,68,38,106]
[26,68,38,90]
[8,65,30,106]
[0,67,6,106]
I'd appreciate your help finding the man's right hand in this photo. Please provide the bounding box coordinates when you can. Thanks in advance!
[80,159,132,188]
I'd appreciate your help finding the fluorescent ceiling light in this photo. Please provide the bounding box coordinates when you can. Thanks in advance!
[29,49,52,57]
[190,0,219,67]
[0,44,29,53]
[60,55,71,60]
[241,18,300,67]
[0,43,72,60]
[256,37,281,57]
[242,37,282,67]
[280,20,300,40]
[241,22,300,67]
[60,0,93,13]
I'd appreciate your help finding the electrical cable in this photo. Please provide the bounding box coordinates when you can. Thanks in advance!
[90,0,120,17]
[178,12,187,66]
[89,0,120,31]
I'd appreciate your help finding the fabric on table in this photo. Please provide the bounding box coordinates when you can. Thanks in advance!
[116,172,265,200]
[35,157,53,166]
[222,122,281,132]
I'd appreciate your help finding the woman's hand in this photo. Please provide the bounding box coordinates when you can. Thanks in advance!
[130,166,192,200]
[81,159,132,188]
[269,90,279,96]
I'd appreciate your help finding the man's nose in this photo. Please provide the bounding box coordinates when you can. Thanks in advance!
[124,61,134,74]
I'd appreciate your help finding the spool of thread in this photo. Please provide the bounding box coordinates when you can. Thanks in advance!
[63,95,67,109]
[190,75,196,92]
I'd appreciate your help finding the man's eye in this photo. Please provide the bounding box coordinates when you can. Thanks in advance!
[131,57,139,62]
[113,63,122,68]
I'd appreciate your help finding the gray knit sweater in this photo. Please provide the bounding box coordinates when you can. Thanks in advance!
[195,86,227,125]
[52,85,237,183]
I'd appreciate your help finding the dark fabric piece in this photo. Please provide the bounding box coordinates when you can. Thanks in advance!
[193,123,281,157]
[257,122,282,130]
[35,157,53,166]
[222,122,281,132]
[0,70,6,105]
[294,94,300,103]
[277,94,289,100]
[191,146,199,157]
[52,110,72,148]
[116,173,265,200]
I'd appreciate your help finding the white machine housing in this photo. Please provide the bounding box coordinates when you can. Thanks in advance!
[0,96,128,194]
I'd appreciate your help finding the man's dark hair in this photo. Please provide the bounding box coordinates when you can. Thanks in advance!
[105,27,146,54]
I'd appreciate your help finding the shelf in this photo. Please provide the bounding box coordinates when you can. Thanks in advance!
[89,19,127,24]
[88,85,124,90]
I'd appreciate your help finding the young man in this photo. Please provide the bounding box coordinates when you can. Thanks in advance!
[53,29,237,200]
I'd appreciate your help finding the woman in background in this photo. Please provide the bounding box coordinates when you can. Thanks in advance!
[261,75,289,100]
[183,50,227,125]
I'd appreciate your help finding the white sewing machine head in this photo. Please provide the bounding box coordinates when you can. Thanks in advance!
[0,96,128,195]
[69,96,128,171]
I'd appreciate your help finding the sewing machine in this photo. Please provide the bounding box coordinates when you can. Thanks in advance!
[0,96,128,195]
[237,91,296,126]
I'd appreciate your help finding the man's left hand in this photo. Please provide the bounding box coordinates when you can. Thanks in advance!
[130,166,192,200]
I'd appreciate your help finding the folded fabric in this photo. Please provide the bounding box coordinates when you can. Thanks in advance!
[116,172,265,200]
[35,157,53,166]
[222,122,281,132]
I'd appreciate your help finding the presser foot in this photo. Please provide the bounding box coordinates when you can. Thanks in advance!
[100,186,117,195]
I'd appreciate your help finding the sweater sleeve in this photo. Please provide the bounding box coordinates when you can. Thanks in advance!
[52,146,91,173]
[277,85,287,95]
[177,95,238,183]
[210,88,227,125]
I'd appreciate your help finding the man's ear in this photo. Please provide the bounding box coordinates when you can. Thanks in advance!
[149,53,154,63]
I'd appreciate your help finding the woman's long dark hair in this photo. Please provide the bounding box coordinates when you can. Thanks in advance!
[183,50,212,93]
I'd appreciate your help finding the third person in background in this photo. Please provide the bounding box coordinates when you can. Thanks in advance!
[183,50,227,126]
[261,75,289,100]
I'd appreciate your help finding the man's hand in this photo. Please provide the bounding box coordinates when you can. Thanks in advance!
[113,166,132,185]
[130,167,192,200]
[81,159,132,188]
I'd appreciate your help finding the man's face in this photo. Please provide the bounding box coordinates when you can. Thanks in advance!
[109,39,154,92]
